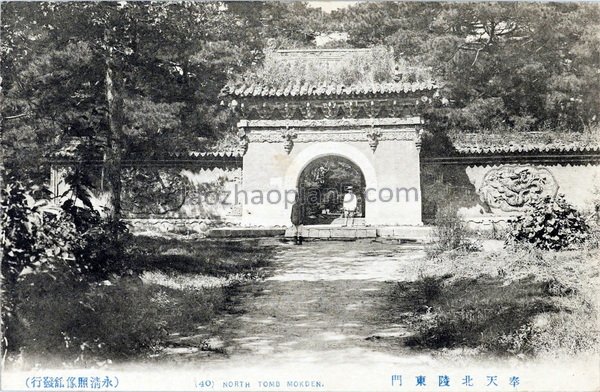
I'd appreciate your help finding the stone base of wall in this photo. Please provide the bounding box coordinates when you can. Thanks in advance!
[282,225,433,241]
[462,216,517,232]
[125,218,241,235]
[208,227,286,238]
[125,216,510,240]
[376,226,433,241]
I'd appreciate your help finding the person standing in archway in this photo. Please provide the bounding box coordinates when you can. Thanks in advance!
[342,186,357,227]
[290,192,305,245]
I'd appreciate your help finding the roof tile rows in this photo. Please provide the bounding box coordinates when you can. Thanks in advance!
[449,131,600,155]
[52,150,243,160]
[157,151,242,159]
[222,80,438,98]
[453,144,600,155]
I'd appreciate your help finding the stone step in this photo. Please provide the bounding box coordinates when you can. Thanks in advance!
[286,226,377,239]
[207,225,434,241]
[285,225,434,241]
[330,217,366,226]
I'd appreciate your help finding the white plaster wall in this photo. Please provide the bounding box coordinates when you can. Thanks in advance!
[549,164,600,211]
[242,138,422,226]
[465,163,600,213]
[179,167,242,220]
[50,165,243,223]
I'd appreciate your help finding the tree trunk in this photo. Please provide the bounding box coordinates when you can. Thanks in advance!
[104,50,124,229]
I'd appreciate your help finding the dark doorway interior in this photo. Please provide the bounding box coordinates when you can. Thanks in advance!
[297,155,366,225]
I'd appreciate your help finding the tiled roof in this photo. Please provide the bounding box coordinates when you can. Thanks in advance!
[51,148,242,161]
[448,131,600,155]
[453,144,600,155]
[222,80,438,98]
[49,138,243,161]
[153,151,242,159]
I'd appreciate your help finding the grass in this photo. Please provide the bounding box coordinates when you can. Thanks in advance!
[392,242,600,358]
[128,236,274,276]
[394,276,558,352]
[12,275,227,365]
[5,236,276,367]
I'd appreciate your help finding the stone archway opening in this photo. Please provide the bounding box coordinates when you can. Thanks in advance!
[297,155,366,225]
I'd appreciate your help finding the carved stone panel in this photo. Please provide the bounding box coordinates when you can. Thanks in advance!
[236,98,421,120]
[479,166,559,212]
[247,129,415,143]
[121,167,188,215]
[365,129,382,152]
[280,128,298,154]
[121,167,243,219]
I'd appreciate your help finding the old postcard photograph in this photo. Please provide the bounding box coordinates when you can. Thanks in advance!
[1,1,599,391]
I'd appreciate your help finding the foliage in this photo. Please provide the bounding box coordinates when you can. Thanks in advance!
[332,2,600,133]
[1,175,133,357]
[1,181,78,354]
[0,2,267,185]
[238,46,397,87]
[508,195,589,250]
[1,182,69,286]
[60,167,129,280]
[227,2,327,50]
[428,205,481,256]
[0,181,79,289]
[3,2,599,188]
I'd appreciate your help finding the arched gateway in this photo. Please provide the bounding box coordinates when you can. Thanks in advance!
[297,155,366,225]
[222,49,437,228]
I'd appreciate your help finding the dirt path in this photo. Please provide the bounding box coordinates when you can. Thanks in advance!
[163,239,429,365]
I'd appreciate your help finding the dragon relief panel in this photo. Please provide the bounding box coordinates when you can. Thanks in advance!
[479,166,559,212]
[121,167,192,216]
[121,167,242,218]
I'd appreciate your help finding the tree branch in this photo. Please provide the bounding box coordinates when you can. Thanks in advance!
[471,47,483,66]
[3,113,28,120]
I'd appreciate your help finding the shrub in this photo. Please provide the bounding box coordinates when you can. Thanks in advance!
[1,182,77,284]
[60,167,130,281]
[2,175,132,356]
[1,181,80,354]
[508,195,589,250]
[428,205,481,256]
